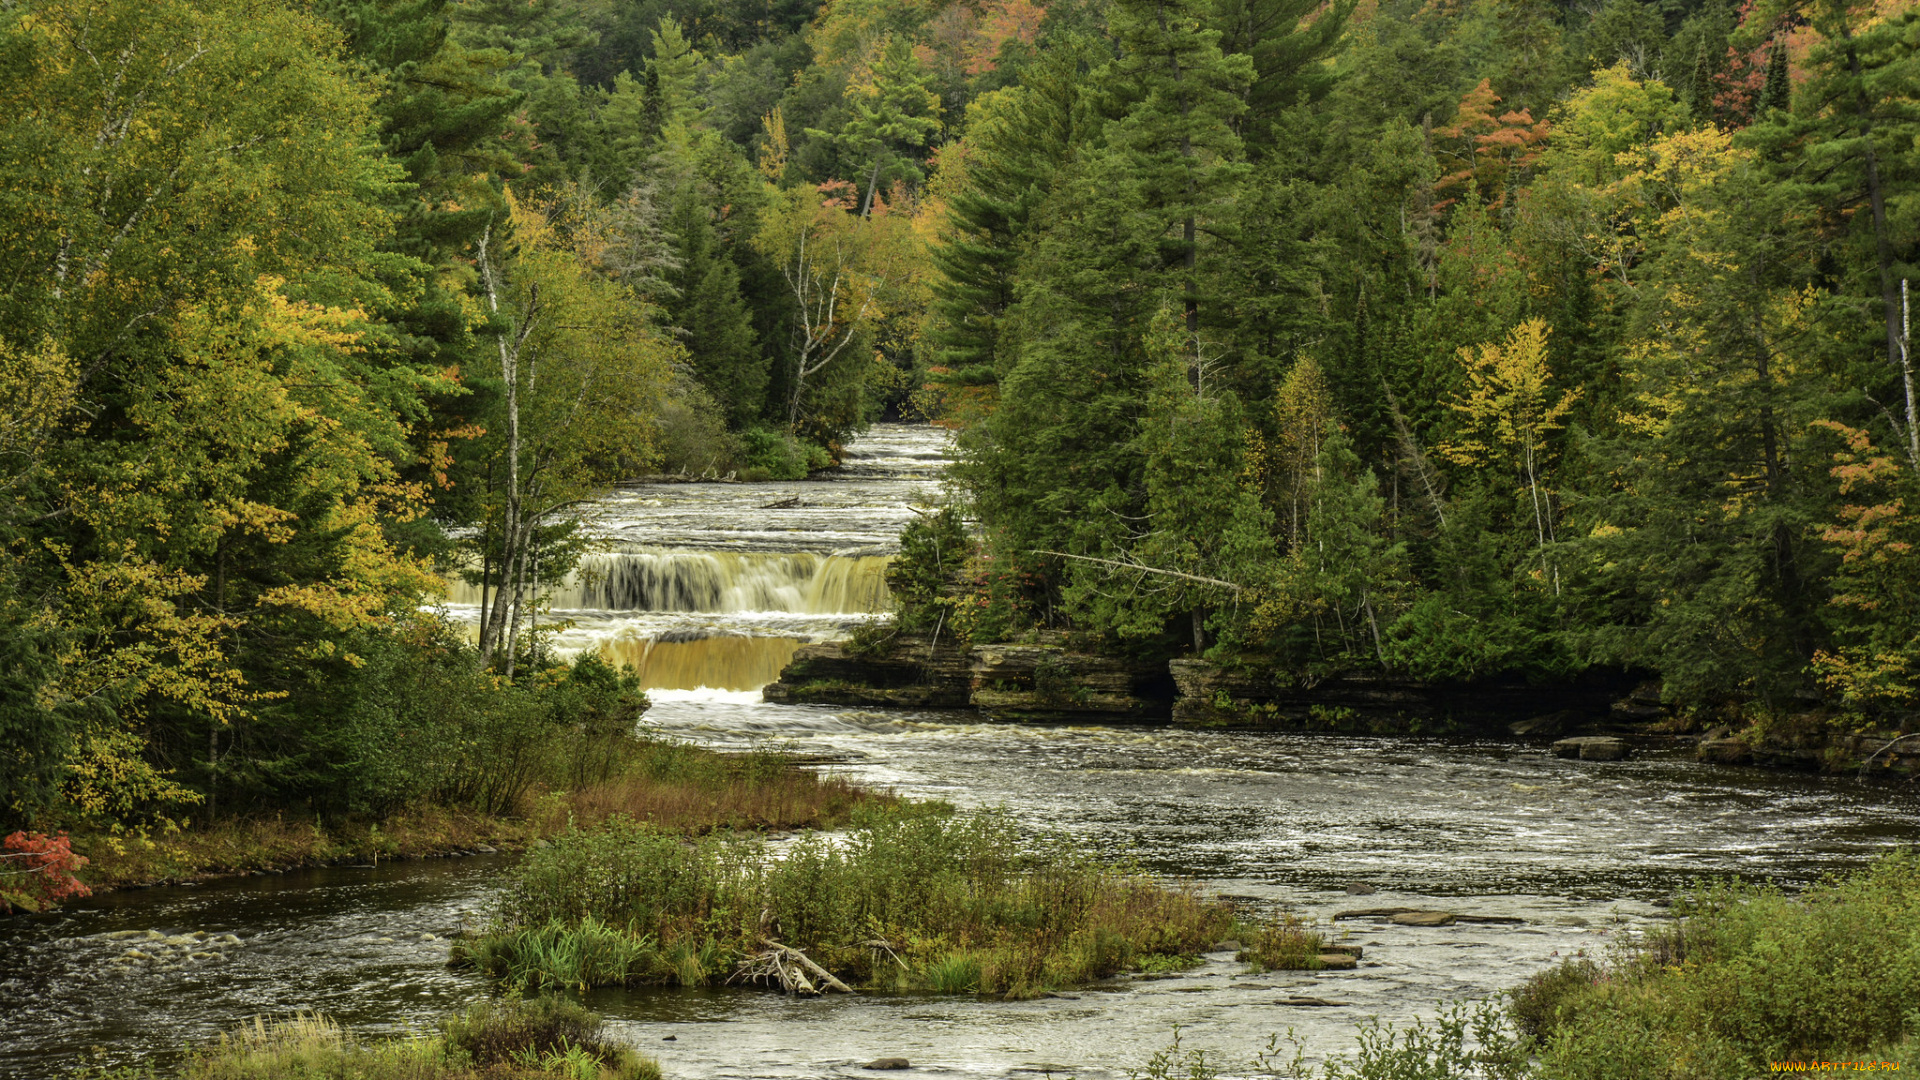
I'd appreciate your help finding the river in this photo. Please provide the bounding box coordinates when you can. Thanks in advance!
[3,423,1917,1079]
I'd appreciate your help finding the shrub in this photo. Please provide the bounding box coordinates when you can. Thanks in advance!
[0,830,91,913]
[458,804,1233,997]
[1509,954,1602,1038]
[1235,915,1326,972]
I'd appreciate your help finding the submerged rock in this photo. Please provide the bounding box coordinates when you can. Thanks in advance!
[1343,882,1376,895]
[863,1059,911,1070]
[1697,737,1752,765]
[1315,952,1360,969]
[1551,736,1629,761]
[1278,997,1349,1007]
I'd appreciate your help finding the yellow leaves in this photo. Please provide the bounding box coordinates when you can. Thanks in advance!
[1439,319,1580,468]
[0,335,77,483]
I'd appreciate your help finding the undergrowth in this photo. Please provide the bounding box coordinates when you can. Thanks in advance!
[455,804,1233,998]
[77,740,888,892]
[85,997,658,1080]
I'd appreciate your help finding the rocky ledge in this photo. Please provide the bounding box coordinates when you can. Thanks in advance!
[762,635,1171,721]
[1167,659,1630,735]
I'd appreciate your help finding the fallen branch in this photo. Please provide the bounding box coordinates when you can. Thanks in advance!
[729,939,855,995]
[1029,550,1242,592]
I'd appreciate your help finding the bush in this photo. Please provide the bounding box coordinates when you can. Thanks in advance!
[654,379,742,478]
[738,427,826,481]
[457,804,1233,997]
[155,1000,660,1080]
[1528,852,1920,1079]
[886,507,971,634]
[1509,954,1602,1039]
[1235,915,1326,972]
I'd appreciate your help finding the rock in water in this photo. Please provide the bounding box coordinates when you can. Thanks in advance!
[1344,883,1376,895]
[1316,953,1359,969]
[864,1059,911,1070]
[1551,736,1628,761]
[1389,911,1458,927]
[1212,939,1244,952]
[1278,997,1349,1007]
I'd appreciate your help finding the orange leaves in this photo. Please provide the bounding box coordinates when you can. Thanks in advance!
[1435,79,1549,210]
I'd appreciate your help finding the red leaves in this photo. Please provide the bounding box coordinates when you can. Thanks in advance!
[1,831,92,914]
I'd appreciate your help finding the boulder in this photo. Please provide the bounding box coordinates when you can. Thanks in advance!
[1552,736,1628,761]
[1343,882,1377,895]
[762,637,972,708]
[1315,952,1359,969]
[863,1060,911,1071]
[1389,911,1457,927]
[1697,737,1753,765]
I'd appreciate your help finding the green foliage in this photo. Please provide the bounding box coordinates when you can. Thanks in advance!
[154,1000,660,1080]
[457,805,1234,997]
[887,507,972,634]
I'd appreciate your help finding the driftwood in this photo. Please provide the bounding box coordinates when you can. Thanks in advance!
[730,938,854,996]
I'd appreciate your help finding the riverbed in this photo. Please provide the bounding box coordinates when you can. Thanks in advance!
[4,424,1916,1079]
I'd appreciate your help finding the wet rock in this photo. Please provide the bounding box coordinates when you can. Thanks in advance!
[1211,939,1244,952]
[969,645,1169,722]
[1278,997,1349,1007]
[1551,736,1628,761]
[1315,953,1359,969]
[1229,983,1269,990]
[662,1036,677,1042]
[1511,710,1581,737]
[1453,914,1526,925]
[1170,659,1628,733]
[1321,944,1363,958]
[1389,911,1457,927]
[217,934,242,945]
[763,637,973,708]
[473,845,497,854]
[863,1059,912,1070]
[1697,737,1752,765]
[105,930,145,940]
[1343,883,1376,895]
[532,839,551,850]
[162,935,196,947]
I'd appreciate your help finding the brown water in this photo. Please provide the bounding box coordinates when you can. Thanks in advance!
[4,424,1917,1079]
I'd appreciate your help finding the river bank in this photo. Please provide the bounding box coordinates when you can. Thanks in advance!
[70,740,891,896]
[763,632,1920,779]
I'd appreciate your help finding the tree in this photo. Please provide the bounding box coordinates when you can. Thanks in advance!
[754,183,887,430]
[470,193,675,671]
[807,36,943,217]
[1439,319,1580,576]
[1105,0,1255,373]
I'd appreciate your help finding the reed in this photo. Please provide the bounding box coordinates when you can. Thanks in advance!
[84,997,661,1080]
[77,741,890,891]
[456,804,1237,998]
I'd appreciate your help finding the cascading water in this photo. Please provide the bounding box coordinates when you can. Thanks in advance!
[440,430,935,690]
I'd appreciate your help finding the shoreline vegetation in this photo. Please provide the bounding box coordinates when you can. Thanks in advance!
[1141,852,1920,1080]
[42,652,892,901]
[87,996,662,1080]
[71,737,884,895]
[450,805,1278,999]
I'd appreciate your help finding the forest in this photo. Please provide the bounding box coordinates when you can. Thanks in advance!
[2,0,1919,838]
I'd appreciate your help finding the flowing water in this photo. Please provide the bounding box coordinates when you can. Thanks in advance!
[4,423,1918,1079]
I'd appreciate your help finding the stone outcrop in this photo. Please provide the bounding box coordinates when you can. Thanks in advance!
[761,635,971,708]
[1551,736,1629,761]
[968,645,1169,721]
[761,636,1170,719]
[1169,659,1628,734]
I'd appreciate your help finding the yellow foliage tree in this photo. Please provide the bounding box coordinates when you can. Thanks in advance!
[1440,319,1580,569]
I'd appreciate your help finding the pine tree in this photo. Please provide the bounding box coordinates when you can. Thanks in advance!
[665,187,765,428]
[1760,40,1791,115]
[927,40,1091,390]
[1105,0,1254,378]
[1209,0,1354,137]
[808,37,944,216]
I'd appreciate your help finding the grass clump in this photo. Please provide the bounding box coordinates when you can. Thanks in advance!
[78,737,887,892]
[102,997,659,1080]
[456,804,1232,998]
[1235,915,1328,972]
[1516,850,1920,1079]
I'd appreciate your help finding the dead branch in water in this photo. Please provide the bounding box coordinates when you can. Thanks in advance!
[729,938,855,995]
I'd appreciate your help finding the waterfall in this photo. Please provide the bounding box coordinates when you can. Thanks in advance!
[445,549,892,615]
[597,633,805,692]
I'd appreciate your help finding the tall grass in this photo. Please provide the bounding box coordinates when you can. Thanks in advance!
[115,997,661,1080]
[456,805,1234,998]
